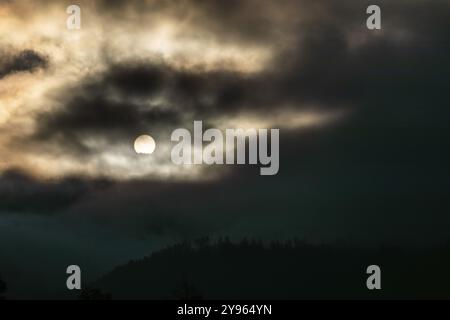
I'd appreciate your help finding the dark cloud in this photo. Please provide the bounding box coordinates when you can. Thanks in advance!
[32,62,258,154]
[0,49,48,79]
[0,169,112,214]
[33,64,183,154]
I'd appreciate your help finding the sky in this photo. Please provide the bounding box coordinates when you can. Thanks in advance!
[0,0,449,298]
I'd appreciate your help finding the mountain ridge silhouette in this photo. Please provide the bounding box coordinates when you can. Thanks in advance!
[83,238,450,299]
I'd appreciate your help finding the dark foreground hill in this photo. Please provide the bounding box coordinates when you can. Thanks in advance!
[86,238,450,299]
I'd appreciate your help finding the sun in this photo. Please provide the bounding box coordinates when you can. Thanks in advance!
[134,135,156,155]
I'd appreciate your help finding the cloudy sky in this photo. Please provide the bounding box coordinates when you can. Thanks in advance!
[0,0,449,298]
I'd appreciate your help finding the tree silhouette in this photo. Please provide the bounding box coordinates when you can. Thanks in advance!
[0,274,6,300]
[171,278,203,300]
[78,287,112,300]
